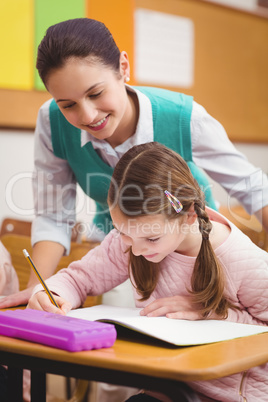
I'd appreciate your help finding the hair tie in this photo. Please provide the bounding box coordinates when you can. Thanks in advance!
[164,190,183,213]
[202,232,209,240]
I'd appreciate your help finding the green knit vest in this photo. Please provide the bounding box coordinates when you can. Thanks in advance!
[50,86,217,234]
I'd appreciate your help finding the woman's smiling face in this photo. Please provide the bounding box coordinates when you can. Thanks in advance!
[46,54,133,146]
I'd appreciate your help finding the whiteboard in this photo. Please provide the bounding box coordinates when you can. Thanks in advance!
[134,8,194,88]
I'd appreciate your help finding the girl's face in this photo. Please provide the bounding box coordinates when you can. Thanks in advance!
[46,53,136,148]
[110,207,196,262]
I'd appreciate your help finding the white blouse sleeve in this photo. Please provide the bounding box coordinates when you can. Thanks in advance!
[31,100,77,255]
[191,101,268,214]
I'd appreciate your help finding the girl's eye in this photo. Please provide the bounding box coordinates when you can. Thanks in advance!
[89,91,103,98]
[148,238,160,243]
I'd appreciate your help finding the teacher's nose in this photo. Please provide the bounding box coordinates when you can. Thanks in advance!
[79,104,98,125]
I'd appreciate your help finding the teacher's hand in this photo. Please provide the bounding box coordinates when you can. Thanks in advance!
[0,287,34,309]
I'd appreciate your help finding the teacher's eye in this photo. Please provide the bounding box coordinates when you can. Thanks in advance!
[62,103,75,109]
[148,238,160,243]
[90,91,103,99]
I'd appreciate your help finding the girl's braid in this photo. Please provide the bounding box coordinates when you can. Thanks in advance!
[193,199,212,240]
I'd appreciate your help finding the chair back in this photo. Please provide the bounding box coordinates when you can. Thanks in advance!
[0,217,82,242]
[0,233,101,307]
[0,218,31,237]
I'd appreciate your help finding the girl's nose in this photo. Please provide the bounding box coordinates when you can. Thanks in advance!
[131,241,146,257]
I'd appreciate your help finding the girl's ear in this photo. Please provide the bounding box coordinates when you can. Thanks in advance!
[185,204,197,225]
[119,51,130,82]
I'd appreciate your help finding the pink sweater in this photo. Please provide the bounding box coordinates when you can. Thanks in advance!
[39,209,268,401]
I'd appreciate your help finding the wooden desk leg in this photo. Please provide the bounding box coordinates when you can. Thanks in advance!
[31,370,46,402]
[7,366,23,401]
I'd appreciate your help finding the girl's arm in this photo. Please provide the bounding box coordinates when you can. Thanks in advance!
[229,258,268,326]
[141,248,268,324]
[30,231,130,310]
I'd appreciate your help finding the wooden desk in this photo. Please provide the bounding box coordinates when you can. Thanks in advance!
[1,329,268,401]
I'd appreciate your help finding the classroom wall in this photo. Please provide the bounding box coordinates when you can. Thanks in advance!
[1,0,268,229]
[0,0,134,128]
[1,129,268,228]
[1,0,268,142]
[134,0,268,142]
[211,0,258,10]
[0,130,96,227]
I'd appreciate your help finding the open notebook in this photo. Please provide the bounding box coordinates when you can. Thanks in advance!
[68,305,268,346]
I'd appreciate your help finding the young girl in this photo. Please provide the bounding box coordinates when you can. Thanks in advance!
[28,142,268,402]
[2,17,267,311]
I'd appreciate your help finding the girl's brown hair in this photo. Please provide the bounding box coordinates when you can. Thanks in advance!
[108,142,237,318]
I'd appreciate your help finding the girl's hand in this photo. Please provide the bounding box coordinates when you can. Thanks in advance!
[140,295,203,320]
[27,291,72,315]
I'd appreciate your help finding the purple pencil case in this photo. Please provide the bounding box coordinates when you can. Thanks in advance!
[0,309,117,352]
